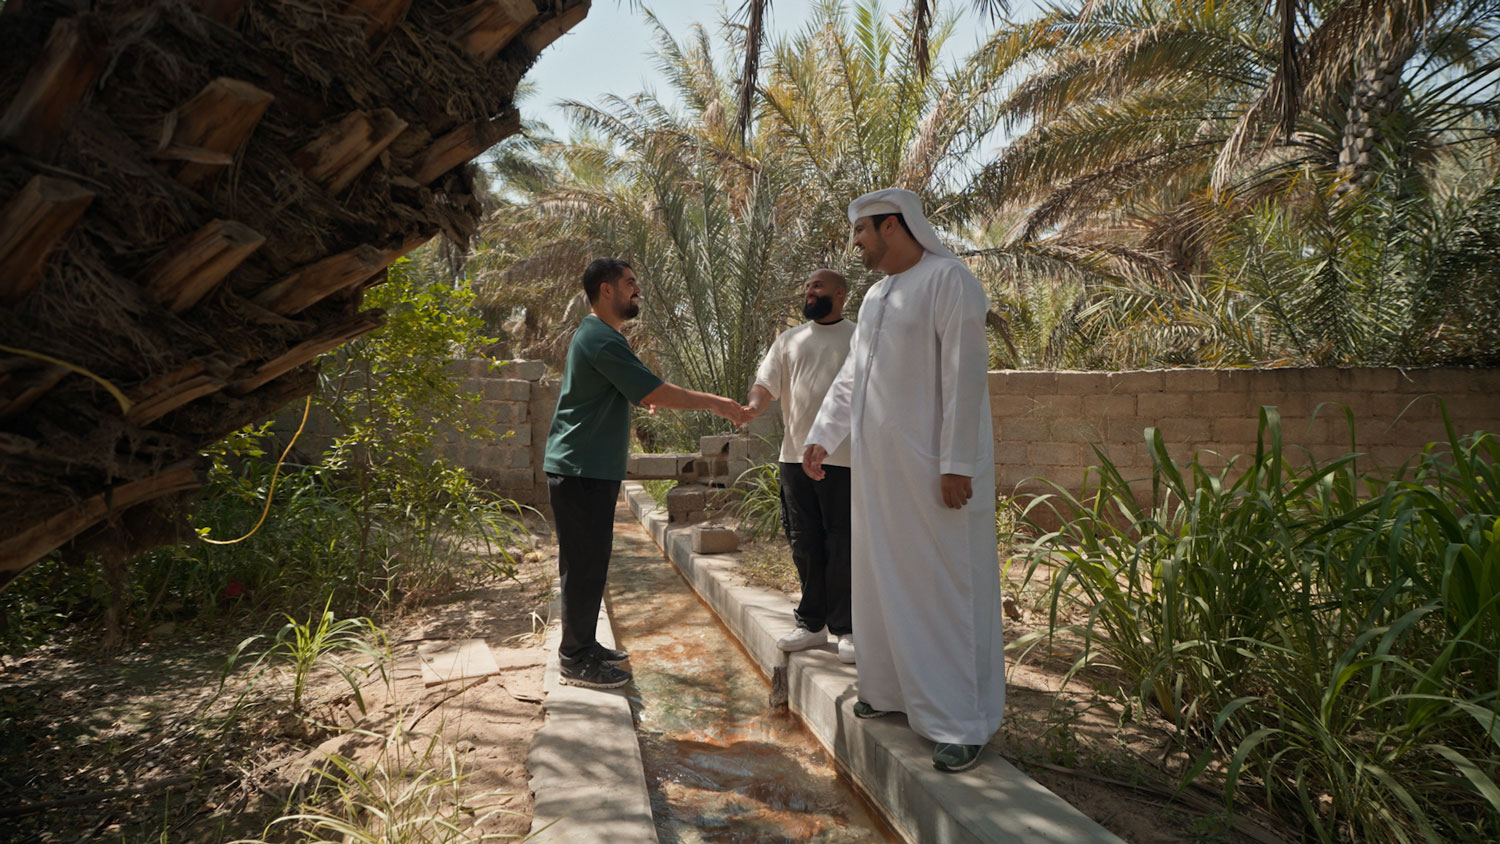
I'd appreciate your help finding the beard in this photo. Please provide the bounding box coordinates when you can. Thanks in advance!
[621,299,640,320]
[802,295,835,321]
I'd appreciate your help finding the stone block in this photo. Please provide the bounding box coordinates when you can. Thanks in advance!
[1136,392,1196,420]
[991,371,1057,396]
[992,440,1027,465]
[1160,368,1220,392]
[725,458,752,483]
[1053,371,1105,396]
[1216,369,1256,393]
[996,418,1050,442]
[1106,370,1166,394]
[666,484,706,513]
[692,525,739,554]
[1030,394,1084,417]
[628,453,680,479]
[1085,393,1136,420]
[700,434,735,455]
[1154,417,1213,444]
[498,359,547,381]
[1028,442,1081,466]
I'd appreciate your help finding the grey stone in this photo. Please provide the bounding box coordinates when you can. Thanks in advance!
[691,525,739,554]
[499,359,547,381]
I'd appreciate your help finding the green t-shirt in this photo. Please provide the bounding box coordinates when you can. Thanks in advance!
[544,314,665,480]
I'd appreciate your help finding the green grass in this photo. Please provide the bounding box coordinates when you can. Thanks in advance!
[1019,406,1500,843]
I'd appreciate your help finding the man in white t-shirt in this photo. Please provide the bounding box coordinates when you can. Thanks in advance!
[744,269,858,663]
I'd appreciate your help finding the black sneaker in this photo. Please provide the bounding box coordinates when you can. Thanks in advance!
[560,656,631,689]
[853,700,891,719]
[588,642,628,664]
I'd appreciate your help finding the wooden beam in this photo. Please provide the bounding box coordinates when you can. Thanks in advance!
[135,219,264,312]
[0,463,202,579]
[343,0,414,43]
[0,363,68,423]
[252,245,387,316]
[409,110,520,185]
[523,0,590,55]
[126,375,225,426]
[162,78,274,188]
[231,311,386,395]
[0,17,105,155]
[440,0,539,63]
[294,108,408,195]
[0,175,95,306]
[125,364,226,426]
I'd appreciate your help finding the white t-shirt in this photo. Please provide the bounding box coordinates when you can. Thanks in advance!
[754,319,856,467]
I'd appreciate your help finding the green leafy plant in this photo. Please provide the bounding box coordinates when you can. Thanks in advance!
[730,460,784,542]
[225,595,388,714]
[1021,406,1500,842]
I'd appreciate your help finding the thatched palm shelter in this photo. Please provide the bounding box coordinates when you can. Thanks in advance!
[0,0,589,586]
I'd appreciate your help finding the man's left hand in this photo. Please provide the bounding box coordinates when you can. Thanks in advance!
[940,474,972,509]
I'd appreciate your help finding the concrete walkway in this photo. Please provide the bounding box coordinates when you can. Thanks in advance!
[622,482,1126,844]
[526,584,658,844]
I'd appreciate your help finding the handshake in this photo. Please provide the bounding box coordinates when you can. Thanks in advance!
[638,383,756,428]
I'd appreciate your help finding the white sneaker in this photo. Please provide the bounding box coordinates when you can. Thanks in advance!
[837,634,856,664]
[777,624,827,652]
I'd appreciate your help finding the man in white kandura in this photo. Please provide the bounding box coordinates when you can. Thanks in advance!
[802,188,1005,773]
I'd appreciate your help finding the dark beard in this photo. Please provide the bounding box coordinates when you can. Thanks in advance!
[621,300,640,320]
[802,295,834,321]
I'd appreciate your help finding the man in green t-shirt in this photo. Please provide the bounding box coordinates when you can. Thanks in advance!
[544,257,747,689]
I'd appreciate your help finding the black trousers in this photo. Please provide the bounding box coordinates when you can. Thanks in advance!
[779,462,852,636]
[547,473,622,661]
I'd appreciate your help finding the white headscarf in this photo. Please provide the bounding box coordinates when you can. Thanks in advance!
[847,187,956,260]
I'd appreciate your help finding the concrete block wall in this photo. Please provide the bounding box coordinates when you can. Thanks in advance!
[435,359,556,510]
[990,367,1500,502]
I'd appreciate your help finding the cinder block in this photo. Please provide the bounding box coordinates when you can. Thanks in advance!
[666,484,707,512]
[1154,417,1213,444]
[1213,416,1262,444]
[1085,393,1136,419]
[1160,369,1220,392]
[692,525,739,554]
[992,441,1027,464]
[725,458,752,482]
[1106,370,1166,393]
[1211,369,1250,393]
[727,438,750,459]
[628,453,680,478]
[700,434,735,455]
[498,359,547,381]
[1137,392,1196,419]
[1028,442,1081,466]
[1030,394,1083,417]
[1052,371,1104,396]
[995,418,1050,442]
[1051,419,1104,445]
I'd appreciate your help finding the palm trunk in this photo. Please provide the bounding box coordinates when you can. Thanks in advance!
[0,0,591,586]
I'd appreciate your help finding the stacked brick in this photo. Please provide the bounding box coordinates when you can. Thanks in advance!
[990,367,1500,504]
[438,359,554,509]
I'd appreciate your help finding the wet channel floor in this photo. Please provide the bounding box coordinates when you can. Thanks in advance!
[606,501,892,844]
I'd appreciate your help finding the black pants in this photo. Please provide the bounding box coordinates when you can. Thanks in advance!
[547,473,622,661]
[779,462,852,636]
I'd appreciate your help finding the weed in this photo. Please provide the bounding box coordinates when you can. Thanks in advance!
[225,596,388,715]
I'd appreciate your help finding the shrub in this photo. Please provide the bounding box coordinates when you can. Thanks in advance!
[1022,407,1499,842]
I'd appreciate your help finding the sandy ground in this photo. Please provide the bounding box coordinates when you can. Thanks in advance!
[0,549,557,843]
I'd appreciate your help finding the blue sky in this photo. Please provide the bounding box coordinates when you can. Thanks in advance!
[523,0,1044,140]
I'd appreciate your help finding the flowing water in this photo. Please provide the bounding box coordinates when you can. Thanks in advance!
[606,502,893,843]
